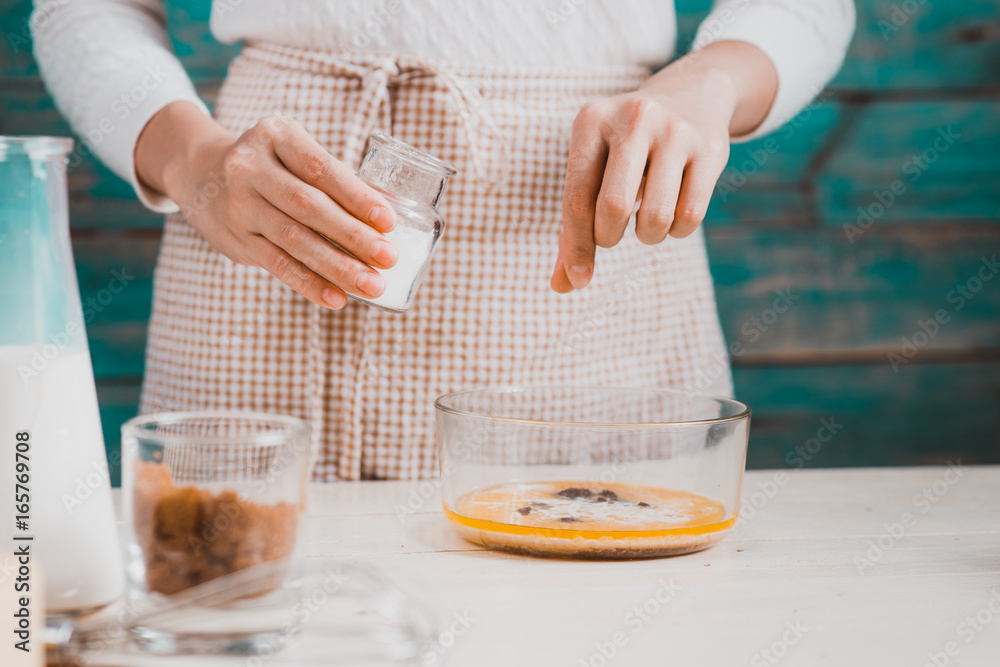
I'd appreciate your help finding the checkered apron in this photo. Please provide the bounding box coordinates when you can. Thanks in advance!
[140,42,732,481]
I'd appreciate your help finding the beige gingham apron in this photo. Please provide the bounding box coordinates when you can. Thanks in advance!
[140,42,732,481]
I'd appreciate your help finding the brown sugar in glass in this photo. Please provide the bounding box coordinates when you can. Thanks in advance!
[131,461,299,595]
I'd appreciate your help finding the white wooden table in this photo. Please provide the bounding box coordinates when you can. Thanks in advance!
[98,466,1000,666]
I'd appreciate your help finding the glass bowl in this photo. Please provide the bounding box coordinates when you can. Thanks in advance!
[434,386,751,559]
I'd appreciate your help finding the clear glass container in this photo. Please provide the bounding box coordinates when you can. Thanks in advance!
[435,386,751,559]
[120,411,311,654]
[0,136,125,613]
[351,132,456,313]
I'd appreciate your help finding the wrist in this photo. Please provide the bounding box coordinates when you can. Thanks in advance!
[135,101,233,203]
[660,41,778,137]
[640,60,739,133]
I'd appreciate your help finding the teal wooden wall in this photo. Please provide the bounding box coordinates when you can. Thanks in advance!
[2,1,998,482]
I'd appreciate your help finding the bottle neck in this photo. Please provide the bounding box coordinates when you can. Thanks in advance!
[357,134,455,208]
[0,137,78,350]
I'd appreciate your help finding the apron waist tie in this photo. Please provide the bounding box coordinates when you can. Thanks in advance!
[333,55,509,190]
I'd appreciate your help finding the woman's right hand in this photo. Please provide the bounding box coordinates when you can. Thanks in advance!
[135,102,398,310]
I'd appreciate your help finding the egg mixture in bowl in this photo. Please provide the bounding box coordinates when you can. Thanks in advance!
[435,386,750,559]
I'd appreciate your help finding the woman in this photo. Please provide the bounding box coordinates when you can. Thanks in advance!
[34,0,854,480]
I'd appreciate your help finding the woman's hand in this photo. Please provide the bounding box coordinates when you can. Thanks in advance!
[136,102,398,309]
[551,41,778,292]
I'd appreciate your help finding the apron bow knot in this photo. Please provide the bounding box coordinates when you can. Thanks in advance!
[341,54,508,190]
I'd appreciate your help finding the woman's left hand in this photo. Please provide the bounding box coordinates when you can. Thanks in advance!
[550,41,777,292]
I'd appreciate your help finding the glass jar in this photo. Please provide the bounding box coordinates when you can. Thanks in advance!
[351,132,456,313]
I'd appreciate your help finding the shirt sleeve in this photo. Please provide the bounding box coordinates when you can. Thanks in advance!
[692,0,856,142]
[31,0,210,212]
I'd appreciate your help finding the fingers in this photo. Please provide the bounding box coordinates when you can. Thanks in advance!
[594,138,649,248]
[553,108,608,292]
[670,145,728,238]
[635,144,685,245]
[245,235,349,310]
[252,199,387,302]
[254,153,398,270]
[258,115,397,233]
[549,255,573,294]
[193,116,402,309]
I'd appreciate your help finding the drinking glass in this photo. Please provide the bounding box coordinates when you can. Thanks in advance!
[120,411,310,654]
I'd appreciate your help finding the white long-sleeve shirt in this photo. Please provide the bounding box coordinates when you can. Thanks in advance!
[31,0,854,213]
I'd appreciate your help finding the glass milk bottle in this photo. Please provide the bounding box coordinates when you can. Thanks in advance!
[0,136,125,614]
[350,132,456,312]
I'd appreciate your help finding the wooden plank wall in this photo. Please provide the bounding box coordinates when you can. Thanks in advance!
[2,1,998,483]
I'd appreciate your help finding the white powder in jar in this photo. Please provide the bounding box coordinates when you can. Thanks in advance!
[363,224,436,311]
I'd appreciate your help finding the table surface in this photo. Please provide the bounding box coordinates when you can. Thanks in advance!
[95,465,1000,666]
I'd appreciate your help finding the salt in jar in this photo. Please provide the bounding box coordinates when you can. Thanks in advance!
[351,132,456,312]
